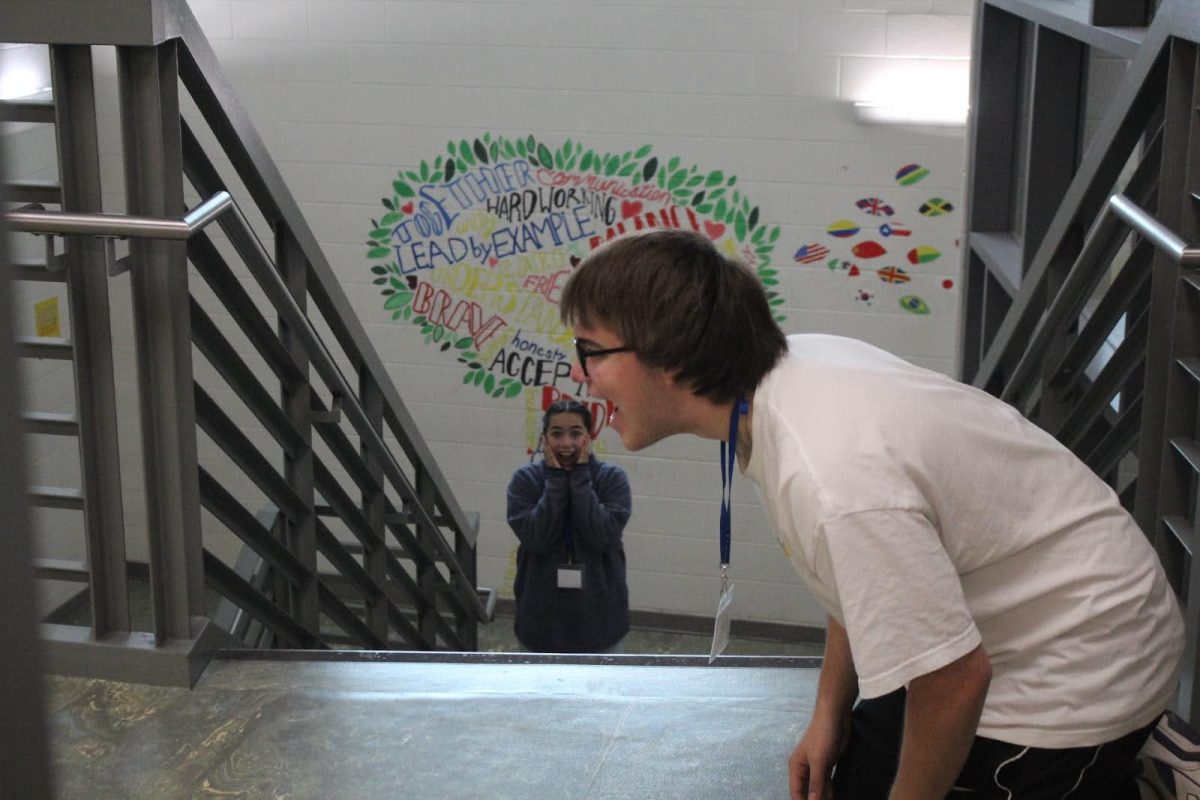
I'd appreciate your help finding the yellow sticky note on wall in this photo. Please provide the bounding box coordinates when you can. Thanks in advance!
[34,296,60,338]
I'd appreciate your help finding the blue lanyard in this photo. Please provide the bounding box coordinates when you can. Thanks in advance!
[719,397,748,568]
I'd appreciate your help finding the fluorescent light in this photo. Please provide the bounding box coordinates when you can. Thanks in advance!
[853,100,968,127]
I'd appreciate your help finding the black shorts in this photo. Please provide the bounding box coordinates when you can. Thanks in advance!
[831,688,1157,800]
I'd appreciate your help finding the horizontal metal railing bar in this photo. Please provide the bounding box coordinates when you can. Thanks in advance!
[0,99,56,124]
[203,549,323,649]
[28,485,83,510]
[197,467,312,587]
[194,385,309,524]
[1185,273,1200,295]
[984,0,1145,58]
[9,258,66,283]
[16,336,71,360]
[190,299,307,459]
[4,190,232,240]
[1081,394,1141,479]
[317,582,385,650]
[1170,438,1200,476]
[969,232,1023,297]
[1109,193,1200,265]
[3,181,61,205]
[187,234,306,387]
[32,558,88,583]
[1179,357,1200,384]
[208,203,486,620]
[1056,308,1148,450]
[21,411,79,437]
[1049,239,1153,392]
[309,392,383,497]
[1163,516,1195,558]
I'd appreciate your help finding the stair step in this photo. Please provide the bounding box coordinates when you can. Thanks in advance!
[2,180,61,205]
[21,411,78,436]
[9,257,66,282]
[28,485,84,510]
[16,336,72,360]
[32,558,87,582]
[0,99,55,124]
[1163,515,1195,557]
[1170,438,1200,475]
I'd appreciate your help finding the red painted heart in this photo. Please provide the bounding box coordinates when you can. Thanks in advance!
[488,257,498,267]
[401,202,414,214]
[570,255,581,267]
[621,201,642,219]
[704,221,725,240]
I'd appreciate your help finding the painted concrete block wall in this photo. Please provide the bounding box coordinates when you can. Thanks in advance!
[6,0,976,633]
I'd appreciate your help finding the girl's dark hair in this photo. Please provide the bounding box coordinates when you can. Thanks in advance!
[542,399,593,434]
[561,229,787,403]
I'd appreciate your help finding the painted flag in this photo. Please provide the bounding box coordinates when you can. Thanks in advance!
[877,266,911,284]
[856,197,895,217]
[852,241,887,260]
[827,219,860,238]
[794,243,830,264]
[879,222,911,237]
[919,198,955,217]
[899,295,930,315]
[895,163,930,185]
[906,246,941,265]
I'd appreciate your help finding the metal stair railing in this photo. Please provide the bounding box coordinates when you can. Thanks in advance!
[961,0,1200,724]
[9,185,493,659]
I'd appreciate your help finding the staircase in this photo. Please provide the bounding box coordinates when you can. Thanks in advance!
[1,0,492,688]
[961,0,1200,723]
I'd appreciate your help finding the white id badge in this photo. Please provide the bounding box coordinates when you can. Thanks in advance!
[557,564,583,589]
[708,580,734,663]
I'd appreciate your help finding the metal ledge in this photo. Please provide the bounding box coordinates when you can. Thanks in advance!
[986,0,1146,58]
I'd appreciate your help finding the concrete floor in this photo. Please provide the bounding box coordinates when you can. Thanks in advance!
[45,655,822,799]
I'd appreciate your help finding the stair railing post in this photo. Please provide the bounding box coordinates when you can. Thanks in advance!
[116,40,205,643]
[415,467,439,647]
[359,371,389,644]
[50,43,130,637]
[455,521,478,651]
[276,227,319,634]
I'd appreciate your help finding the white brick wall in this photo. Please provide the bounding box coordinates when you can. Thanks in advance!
[5,0,975,637]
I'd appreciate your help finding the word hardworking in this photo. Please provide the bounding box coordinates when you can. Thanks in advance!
[488,186,617,226]
[410,282,507,348]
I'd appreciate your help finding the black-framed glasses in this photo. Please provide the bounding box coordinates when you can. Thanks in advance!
[574,338,633,377]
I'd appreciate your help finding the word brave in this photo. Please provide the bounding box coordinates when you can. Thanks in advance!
[411,283,507,348]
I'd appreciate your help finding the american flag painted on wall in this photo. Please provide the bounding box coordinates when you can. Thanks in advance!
[794,243,830,264]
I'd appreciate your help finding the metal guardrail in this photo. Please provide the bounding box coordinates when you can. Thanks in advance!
[1109,193,1200,266]
[5,190,490,635]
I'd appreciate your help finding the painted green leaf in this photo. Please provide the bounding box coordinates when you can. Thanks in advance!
[505,381,523,398]
[564,138,573,156]
[384,290,412,310]
[490,141,499,162]
[444,159,456,181]
[468,361,482,369]
[734,211,747,242]
[555,149,564,169]
[762,278,779,286]
[441,341,452,352]
[668,156,681,172]
[751,227,765,244]
[769,296,785,307]
[372,227,390,239]
[705,170,724,187]
[604,154,619,175]
[432,325,444,342]
[536,143,552,168]
[516,138,528,157]
[759,269,778,277]
[389,276,404,289]
[635,144,652,159]
[382,197,395,210]
[769,227,781,243]
[695,203,713,214]
[729,176,737,187]
[580,150,594,172]
[381,211,401,226]
[393,180,415,198]
[527,134,536,152]
[371,265,387,275]
[368,247,390,259]
[667,171,686,191]
[373,277,387,285]
[403,305,413,320]
[455,336,473,349]
[691,191,705,207]
[748,207,760,230]
[642,157,658,181]
[381,288,394,295]
[715,198,728,219]
[420,161,430,181]
[618,162,637,177]
[412,315,427,326]
[459,139,476,166]
[687,174,703,188]
[406,170,420,183]
[463,371,475,385]
[473,138,488,164]
[392,310,404,320]
[484,373,496,393]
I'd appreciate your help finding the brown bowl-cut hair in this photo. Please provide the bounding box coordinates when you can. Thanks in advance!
[561,229,787,403]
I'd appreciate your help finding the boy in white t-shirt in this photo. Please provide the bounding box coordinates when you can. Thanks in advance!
[560,229,1184,800]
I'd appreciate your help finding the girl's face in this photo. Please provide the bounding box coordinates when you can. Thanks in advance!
[545,412,588,467]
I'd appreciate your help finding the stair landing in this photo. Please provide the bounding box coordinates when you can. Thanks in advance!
[46,654,820,798]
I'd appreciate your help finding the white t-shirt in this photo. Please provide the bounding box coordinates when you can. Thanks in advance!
[743,334,1183,748]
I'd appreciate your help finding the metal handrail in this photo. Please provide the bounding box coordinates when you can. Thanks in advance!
[1109,192,1200,266]
[4,190,232,239]
[2,191,490,623]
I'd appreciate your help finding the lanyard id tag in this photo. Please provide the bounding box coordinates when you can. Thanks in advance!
[708,569,734,663]
[557,564,582,589]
